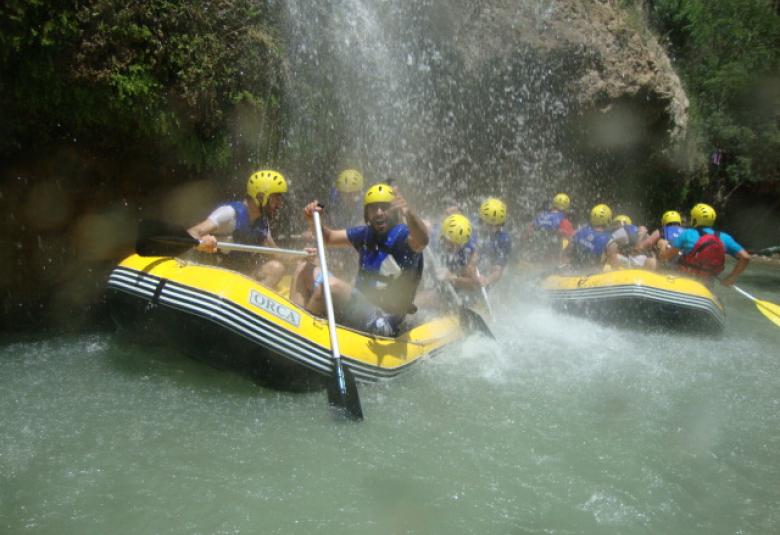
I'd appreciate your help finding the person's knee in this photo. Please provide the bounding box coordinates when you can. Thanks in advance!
[293,261,314,286]
[259,260,285,286]
[327,278,352,301]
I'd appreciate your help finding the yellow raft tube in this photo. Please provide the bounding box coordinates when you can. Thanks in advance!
[107,254,465,390]
[541,269,725,332]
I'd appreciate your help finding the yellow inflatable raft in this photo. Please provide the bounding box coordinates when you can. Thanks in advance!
[541,269,725,332]
[106,254,465,390]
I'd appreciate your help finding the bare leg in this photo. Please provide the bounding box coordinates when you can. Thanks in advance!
[290,261,316,307]
[255,260,285,289]
[306,276,352,317]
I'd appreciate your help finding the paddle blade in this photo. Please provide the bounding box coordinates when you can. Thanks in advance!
[136,220,199,257]
[327,364,363,421]
[461,307,495,339]
[756,300,780,327]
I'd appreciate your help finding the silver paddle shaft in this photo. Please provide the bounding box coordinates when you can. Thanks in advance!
[732,284,757,303]
[311,212,346,390]
[215,241,310,257]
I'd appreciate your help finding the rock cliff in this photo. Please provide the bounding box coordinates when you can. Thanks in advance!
[451,0,688,140]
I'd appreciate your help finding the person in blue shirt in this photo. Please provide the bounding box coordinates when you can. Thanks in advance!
[435,213,481,292]
[645,210,685,256]
[529,193,575,262]
[326,169,365,278]
[642,210,686,265]
[566,204,614,268]
[659,203,750,286]
[187,169,288,287]
[294,183,429,336]
[327,168,365,229]
[476,198,512,287]
[659,210,686,243]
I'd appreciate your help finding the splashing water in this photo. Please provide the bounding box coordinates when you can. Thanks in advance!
[281,0,581,217]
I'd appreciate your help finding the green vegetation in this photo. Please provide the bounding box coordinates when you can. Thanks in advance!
[0,0,285,170]
[649,0,780,197]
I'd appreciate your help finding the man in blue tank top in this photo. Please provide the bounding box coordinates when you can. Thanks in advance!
[187,169,288,287]
[566,204,614,268]
[293,183,429,336]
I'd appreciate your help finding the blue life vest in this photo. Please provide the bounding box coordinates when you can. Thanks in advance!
[533,210,565,232]
[663,224,683,242]
[223,201,269,245]
[571,225,611,265]
[478,230,511,268]
[443,238,476,273]
[351,224,423,317]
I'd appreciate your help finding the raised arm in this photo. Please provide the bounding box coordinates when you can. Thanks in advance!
[390,194,429,252]
[605,241,622,270]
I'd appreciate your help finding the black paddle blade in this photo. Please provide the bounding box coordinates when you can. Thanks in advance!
[327,364,364,421]
[136,220,199,257]
[461,307,495,339]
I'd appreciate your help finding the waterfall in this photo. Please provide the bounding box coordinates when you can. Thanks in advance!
[281,1,580,220]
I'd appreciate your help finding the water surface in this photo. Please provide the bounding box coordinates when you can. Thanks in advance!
[2,265,779,534]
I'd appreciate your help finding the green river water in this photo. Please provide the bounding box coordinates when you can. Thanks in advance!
[2,262,778,534]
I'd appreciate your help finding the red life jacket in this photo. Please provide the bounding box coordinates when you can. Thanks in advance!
[678,229,725,278]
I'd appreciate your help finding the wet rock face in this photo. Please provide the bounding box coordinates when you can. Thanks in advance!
[404,0,692,218]
[448,0,688,140]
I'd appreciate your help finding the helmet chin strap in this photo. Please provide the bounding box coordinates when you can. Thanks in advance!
[246,197,262,220]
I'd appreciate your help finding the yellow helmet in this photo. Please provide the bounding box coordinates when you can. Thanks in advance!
[247,170,287,207]
[614,214,632,227]
[590,204,613,227]
[479,197,507,225]
[363,183,396,206]
[441,214,472,246]
[661,210,682,226]
[553,193,571,211]
[690,203,716,227]
[335,169,364,193]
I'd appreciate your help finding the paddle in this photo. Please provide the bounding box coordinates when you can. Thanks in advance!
[731,285,780,327]
[425,249,494,339]
[136,220,310,258]
[312,210,363,421]
[475,267,494,320]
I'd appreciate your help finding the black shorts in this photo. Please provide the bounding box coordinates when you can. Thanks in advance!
[338,289,402,337]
